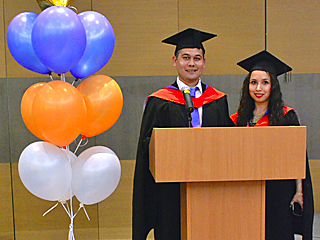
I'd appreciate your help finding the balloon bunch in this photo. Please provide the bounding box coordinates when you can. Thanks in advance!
[8,2,121,239]
[19,142,121,205]
[18,74,123,239]
[18,142,121,238]
[7,5,115,79]
[19,75,123,240]
[21,75,123,146]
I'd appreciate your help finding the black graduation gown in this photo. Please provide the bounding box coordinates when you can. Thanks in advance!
[265,109,314,240]
[132,82,234,240]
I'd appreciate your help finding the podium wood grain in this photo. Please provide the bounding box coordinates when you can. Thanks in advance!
[150,126,306,240]
[150,126,306,182]
[181,181,265,240]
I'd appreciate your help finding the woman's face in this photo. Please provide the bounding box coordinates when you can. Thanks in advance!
[249,70,271,104]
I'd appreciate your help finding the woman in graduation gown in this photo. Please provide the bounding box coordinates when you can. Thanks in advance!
[230,50,314,240]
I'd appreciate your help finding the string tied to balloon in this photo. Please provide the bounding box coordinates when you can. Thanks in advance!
[68,221,75,240]
[49,73,54,81]
[60,73,66,82]
[73,203,90,221]
[71,78,80,86]
[74,135,88,155]
[42,200,90,240]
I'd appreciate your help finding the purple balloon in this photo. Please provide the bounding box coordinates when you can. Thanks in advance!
[70,11,115,79]
[7,12,51,74]
[32,6,87,74]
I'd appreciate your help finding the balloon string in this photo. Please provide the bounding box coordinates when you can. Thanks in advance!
[74,137,88,155]
[68,6,78,13]
[61,73,66,82]
[62,144,77,240]
[42,197,77,239]
[71,78,80,86]
[42,200,72,218]
[74,138,83,155]
[68,218,75,240]
[82,138,88,147]
[42,202,59,216]
[65,201,71,215]
[74,203,91,221]
[65,145,74,163]
[82,203,91,220]
[60,201,72,218]
[49,73,54,81]
[60,200,76,240]
[69,186,75,239]
[61,196,75,239]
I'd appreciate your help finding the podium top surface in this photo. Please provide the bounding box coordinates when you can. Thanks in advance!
[149,126,306,183]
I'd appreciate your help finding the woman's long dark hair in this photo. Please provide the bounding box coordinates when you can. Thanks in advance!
[236,72,284,126]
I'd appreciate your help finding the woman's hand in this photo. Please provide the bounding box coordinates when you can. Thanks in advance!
[290,192,303,210]
[290,179,303,209]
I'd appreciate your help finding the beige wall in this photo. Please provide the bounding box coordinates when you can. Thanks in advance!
[0,0,6,79]
[178,0,265,75]
[310,160,320,213]
[95,0,178,77]
[268,0,320,74]
[0,164,14,239]
[4,0,320,79]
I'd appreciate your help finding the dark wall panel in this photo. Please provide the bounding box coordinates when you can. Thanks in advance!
[4,73,320,161]
[0,79,10,163]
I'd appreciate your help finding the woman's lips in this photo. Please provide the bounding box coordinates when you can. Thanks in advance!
[254,93,264,98]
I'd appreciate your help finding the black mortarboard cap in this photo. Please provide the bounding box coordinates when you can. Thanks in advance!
[162,28,217,55]
[237,50,292,77]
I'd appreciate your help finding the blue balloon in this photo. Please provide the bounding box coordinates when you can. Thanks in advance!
[70,11,115,79]
[7,12,51,74]
[32,6,87,74]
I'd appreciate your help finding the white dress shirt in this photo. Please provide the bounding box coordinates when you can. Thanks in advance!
[176,77,203,126]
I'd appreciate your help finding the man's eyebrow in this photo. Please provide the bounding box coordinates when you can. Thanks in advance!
[181,53,202,57]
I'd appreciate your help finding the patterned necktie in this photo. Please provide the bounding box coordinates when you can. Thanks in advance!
[189,87,201,128]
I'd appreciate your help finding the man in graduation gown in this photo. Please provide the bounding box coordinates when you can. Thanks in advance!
[132,28,234,240]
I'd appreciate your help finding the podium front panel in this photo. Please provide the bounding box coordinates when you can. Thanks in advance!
[181,181,265,240]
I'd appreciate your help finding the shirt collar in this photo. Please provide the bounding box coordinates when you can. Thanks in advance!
[176,77,203,93]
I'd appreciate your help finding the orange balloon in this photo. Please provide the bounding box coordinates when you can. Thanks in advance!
[77,75,123,137]
[21,82,49,141]
[32,81,87,146]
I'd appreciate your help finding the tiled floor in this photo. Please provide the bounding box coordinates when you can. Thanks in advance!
[295,212,320,239]
[313,212,320,239]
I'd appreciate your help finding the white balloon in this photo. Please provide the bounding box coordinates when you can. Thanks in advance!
[62,148,78,163]
[60,149,78,201]
[72,146,121,205]
[78,146,116,159]
[18,141,72,201]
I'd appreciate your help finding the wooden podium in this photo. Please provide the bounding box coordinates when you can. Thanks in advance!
[149,126,306,240]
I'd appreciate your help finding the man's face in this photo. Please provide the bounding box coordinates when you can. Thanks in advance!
[172,48,206,87]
